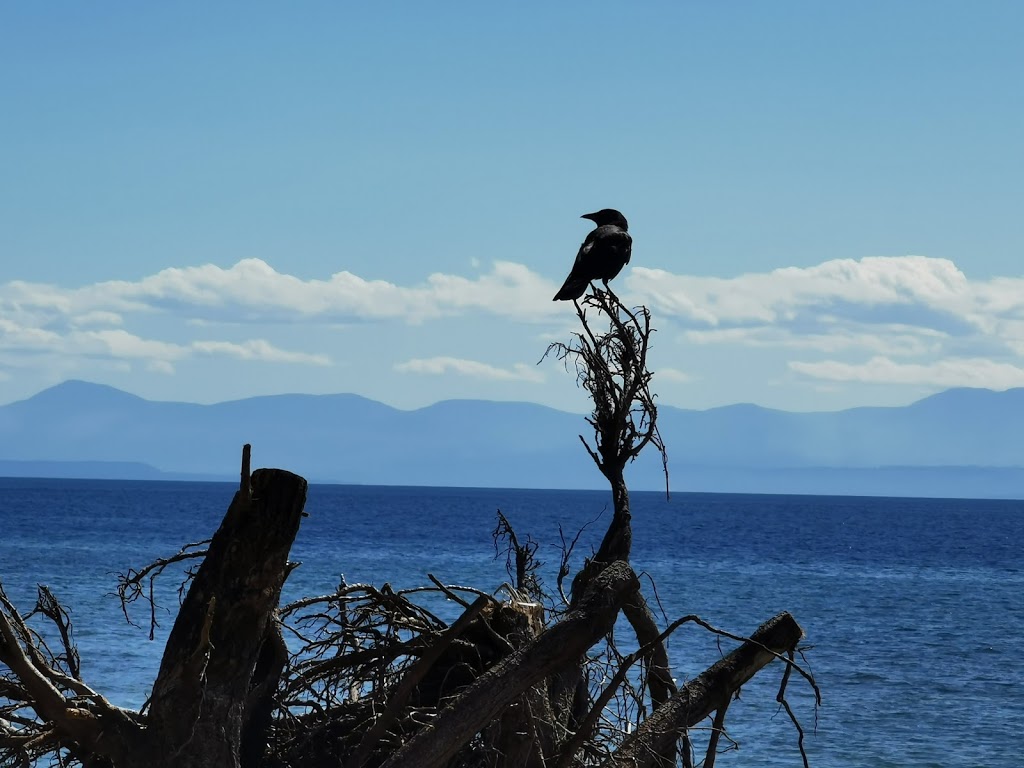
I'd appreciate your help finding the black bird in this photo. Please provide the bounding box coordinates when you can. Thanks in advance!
[552,208,632,301]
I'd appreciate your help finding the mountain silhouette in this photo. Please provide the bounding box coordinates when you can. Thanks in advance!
[2,380,1024,498]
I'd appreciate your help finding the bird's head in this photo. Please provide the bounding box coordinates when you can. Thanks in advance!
[581,208,628,230]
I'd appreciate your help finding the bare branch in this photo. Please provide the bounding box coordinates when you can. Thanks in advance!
[114,540,211,640]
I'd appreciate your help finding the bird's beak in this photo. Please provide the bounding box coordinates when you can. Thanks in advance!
[580,212,598,222]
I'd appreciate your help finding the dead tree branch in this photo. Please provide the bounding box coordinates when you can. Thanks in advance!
[115,540,210,640]
[603,611,805,768]
[380,560,640,768]
[0,584,144,766]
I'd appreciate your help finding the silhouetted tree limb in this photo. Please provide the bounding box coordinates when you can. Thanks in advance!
[379,561,640,768]
[493,510,543,601]
[115,540,210,640]
[604,612,805,768]
[0,583,144,766]
[145,463,306,768]
[544,286,682,762]
[702,696,731,768]
[1,445,308,768]
[348,594,491,768]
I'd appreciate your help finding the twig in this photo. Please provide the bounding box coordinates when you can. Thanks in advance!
[703,697,731,768]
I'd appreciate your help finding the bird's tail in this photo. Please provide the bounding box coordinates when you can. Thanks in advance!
[552,278,589,301]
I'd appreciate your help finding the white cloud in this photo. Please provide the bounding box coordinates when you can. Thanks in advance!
[395,356,544,383]
[629,256,977,326]
[0,259,568,384]
[0,311,326,373]
[192,339,330,366]
[147,360,176,375]
[0,317,63,349]
[657,367,692,383]
[71,311,123,328]
[789,356,1024,389]
[66,258,560,325]
[21,254,1013,350]
[78,329,189,361]
[0,259,570,346]
[6,253,1024,406]
[683,324,945,356]
[628,255,1024,366]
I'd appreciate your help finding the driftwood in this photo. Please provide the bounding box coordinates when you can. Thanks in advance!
[144,463,306,768]
[0,455,307,768]
[604,612,804,768]
[0,287,819,768]
[380,561,639,768]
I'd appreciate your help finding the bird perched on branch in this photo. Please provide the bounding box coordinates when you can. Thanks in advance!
[552,208,632,301]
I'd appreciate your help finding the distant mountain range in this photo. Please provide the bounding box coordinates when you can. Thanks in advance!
[2,380,1024,498]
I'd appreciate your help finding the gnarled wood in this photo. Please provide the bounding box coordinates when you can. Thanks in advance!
[603,611,805,768]
[381,561,641,768]
[146,466,307,768]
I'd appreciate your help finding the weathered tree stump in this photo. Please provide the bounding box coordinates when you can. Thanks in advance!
[0,456,308,768]
[145,465,307,768]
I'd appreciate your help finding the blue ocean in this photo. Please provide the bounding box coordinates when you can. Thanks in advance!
[1,478,1021,766]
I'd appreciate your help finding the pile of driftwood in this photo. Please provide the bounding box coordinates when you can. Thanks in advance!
[0,291,817,768]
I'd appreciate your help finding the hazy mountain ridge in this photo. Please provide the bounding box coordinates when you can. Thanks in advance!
[2,380,1024,497]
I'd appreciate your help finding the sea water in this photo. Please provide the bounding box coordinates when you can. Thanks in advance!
[0,479,1021,766]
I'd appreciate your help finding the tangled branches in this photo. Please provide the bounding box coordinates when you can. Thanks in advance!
[544,287,668,495]
[0,287,820,768]
[115,539,210,641]
[0,583,142,768]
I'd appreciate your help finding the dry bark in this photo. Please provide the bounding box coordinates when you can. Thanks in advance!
[380,561,640,768]
[145,466,307,768]
[0,457,308,768]
[603,611,805,768]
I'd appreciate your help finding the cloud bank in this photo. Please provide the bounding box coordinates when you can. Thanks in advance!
[628,255,1024,390]
[3,254,1023,397]
[74,259,560,324]
[395,356,544,383]
[0,259,559,374]
[789,356,1024,389]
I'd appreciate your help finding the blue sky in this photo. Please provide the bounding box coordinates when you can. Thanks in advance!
[3,2,1023,413]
